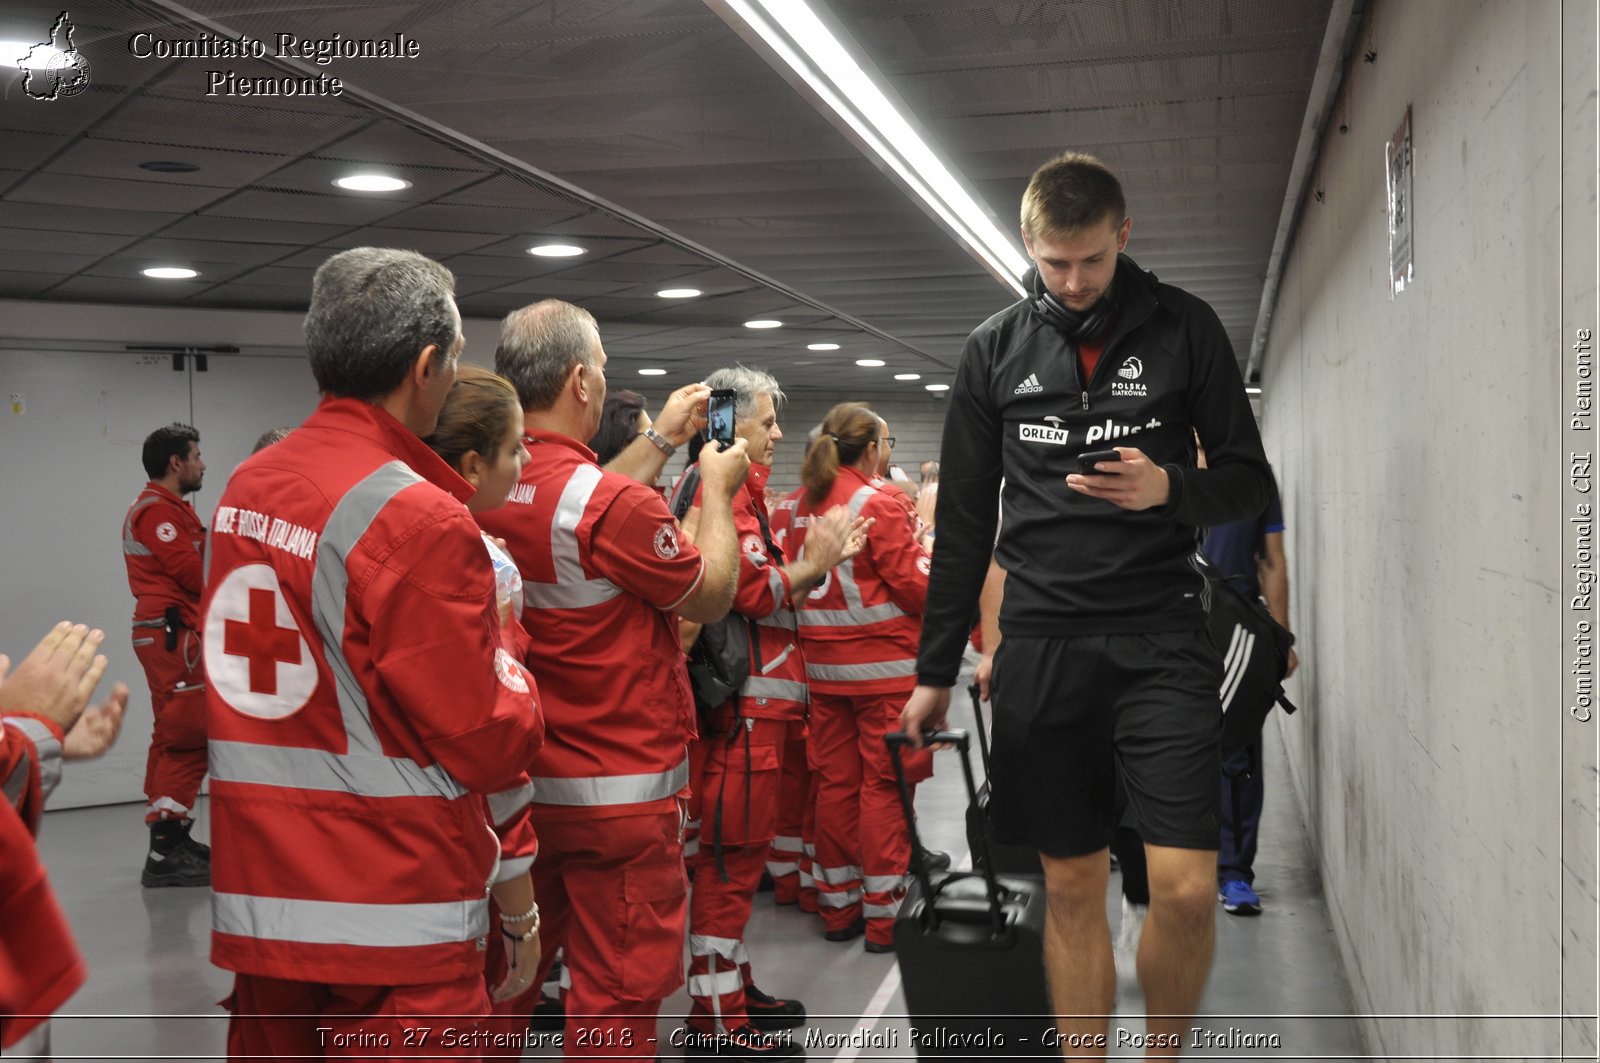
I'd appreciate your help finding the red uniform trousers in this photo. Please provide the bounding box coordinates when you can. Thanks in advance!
[686,714,786,1033]
[130,624,207,824]
[767,720,817,910]
[528,807,687,1060]
[810,689,931,948]
[222,971,489,1060]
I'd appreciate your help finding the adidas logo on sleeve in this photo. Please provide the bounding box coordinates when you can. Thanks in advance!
[1013,373,1043,394]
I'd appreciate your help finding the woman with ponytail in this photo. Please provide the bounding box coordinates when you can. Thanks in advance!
[425,365,548,1052]
[790,403,933,953]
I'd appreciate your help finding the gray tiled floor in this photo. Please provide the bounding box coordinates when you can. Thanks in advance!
[35,709,1367,1060]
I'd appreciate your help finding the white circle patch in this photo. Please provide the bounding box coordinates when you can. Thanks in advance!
[654,524,681,560]
[155,521,178,543]
[495,648,529,694]
[204,564,316,720]
[916,555,932,576]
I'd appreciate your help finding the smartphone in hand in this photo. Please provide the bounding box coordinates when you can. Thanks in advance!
[1076,449,1121,475]
[706,388,737,447]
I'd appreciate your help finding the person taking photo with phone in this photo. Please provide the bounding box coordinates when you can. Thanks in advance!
[900,152,1273,1058]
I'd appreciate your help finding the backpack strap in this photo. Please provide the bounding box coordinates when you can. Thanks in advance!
[669,464,702,522]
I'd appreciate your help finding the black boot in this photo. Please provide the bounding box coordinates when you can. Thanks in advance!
[180,818,211,857]
[744,984,807,1031]
[142,819,210,887]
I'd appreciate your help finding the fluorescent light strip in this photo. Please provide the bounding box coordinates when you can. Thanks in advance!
[727,0,1026,294]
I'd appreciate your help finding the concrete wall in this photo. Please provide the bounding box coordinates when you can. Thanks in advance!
[1257,1,1574,1056]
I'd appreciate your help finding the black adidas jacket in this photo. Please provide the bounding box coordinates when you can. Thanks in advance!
[916,254,1272,687]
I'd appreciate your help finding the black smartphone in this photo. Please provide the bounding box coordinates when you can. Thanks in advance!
[706,388,737,447]
[1076,448,1122,474]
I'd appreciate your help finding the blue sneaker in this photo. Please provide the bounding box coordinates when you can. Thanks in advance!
[1218,879,1261,915]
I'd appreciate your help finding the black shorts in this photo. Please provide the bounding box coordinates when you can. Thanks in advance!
[987,631,1223,858]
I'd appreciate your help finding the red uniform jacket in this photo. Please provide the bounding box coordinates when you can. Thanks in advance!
[122,482,206,628]
[477,431,705,822]
[0,715,85,1048]
[201,398,543,987]
[792,467,929,696]
[669,464,808,722]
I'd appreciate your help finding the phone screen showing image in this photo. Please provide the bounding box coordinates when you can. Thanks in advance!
[707,389,737,447]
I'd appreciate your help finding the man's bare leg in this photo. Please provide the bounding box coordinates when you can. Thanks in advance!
[1040,848,1114,1059]
[1138,844,1218,1057]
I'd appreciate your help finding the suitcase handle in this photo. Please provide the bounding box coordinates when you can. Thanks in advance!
[885,730,1007,936]
[967,682,993,776]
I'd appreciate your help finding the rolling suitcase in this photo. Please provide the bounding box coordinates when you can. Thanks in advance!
[887,729,1054,1057]
[964,684,1044,877]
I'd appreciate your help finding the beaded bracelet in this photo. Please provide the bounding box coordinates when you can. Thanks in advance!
[500,902,540,942]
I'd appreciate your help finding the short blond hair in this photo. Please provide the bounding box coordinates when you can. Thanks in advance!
[1020,152,1126,239]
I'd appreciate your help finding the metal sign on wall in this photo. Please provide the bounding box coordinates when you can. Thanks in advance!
[1386,104,1415,298]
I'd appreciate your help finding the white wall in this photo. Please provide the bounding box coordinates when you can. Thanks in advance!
[0,334,321,809]
[763,391,951,499]
[1257,1,1577,1056]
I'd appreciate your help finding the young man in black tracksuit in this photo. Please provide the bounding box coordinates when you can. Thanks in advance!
[901,153,1272,1056]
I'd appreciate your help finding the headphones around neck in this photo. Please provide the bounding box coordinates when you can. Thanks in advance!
[1026,265,1118,342]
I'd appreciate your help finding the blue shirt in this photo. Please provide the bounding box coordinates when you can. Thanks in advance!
[1201,482,1284,599]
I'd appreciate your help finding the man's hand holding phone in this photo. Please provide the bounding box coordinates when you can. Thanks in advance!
[698,435,751,499]
[1066,446,1171,511]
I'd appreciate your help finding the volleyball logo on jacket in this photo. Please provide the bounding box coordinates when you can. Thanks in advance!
[204,564,317,720]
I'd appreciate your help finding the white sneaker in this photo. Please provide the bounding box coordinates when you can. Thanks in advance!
[1114,897,1148,987]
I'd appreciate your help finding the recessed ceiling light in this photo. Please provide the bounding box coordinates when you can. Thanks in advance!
[528,243,586,257]
[807,342,840,351]
[143,267,198,279]
[140,160,200,174]
[895,373,922,381]
[333,174,411,193]
[1246,386,1263,395]
[638,368,668,376]
[855,359,886,367]
[925,383,950,392]
[745,319,783,329]
[656,288,702,299]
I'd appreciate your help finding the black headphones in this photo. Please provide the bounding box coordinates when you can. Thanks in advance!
[1025,265,1117,342]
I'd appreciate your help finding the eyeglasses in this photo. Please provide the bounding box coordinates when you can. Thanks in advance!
[879,436,896,449]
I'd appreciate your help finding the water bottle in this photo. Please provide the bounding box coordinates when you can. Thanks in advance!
[483,535,524,620]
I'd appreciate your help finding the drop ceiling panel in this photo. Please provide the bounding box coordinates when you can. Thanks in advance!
[0,270,59,298]
[98,92,367,154]
[6,170,234,213]
[0,200,178,236]
[45,136,298,187]
[0,227,133,255]
[377,202,584,236]
[323,227,506,256]
[0,130,73,170]
[158,215,352,245]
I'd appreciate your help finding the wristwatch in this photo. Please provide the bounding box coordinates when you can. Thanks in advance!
[643,426,676,457]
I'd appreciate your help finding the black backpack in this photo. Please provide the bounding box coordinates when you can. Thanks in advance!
[1195,552,1299,753]
[667,465,763,718]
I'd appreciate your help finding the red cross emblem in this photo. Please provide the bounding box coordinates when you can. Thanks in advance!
[204,564,316,720]
[224,587,302,695]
